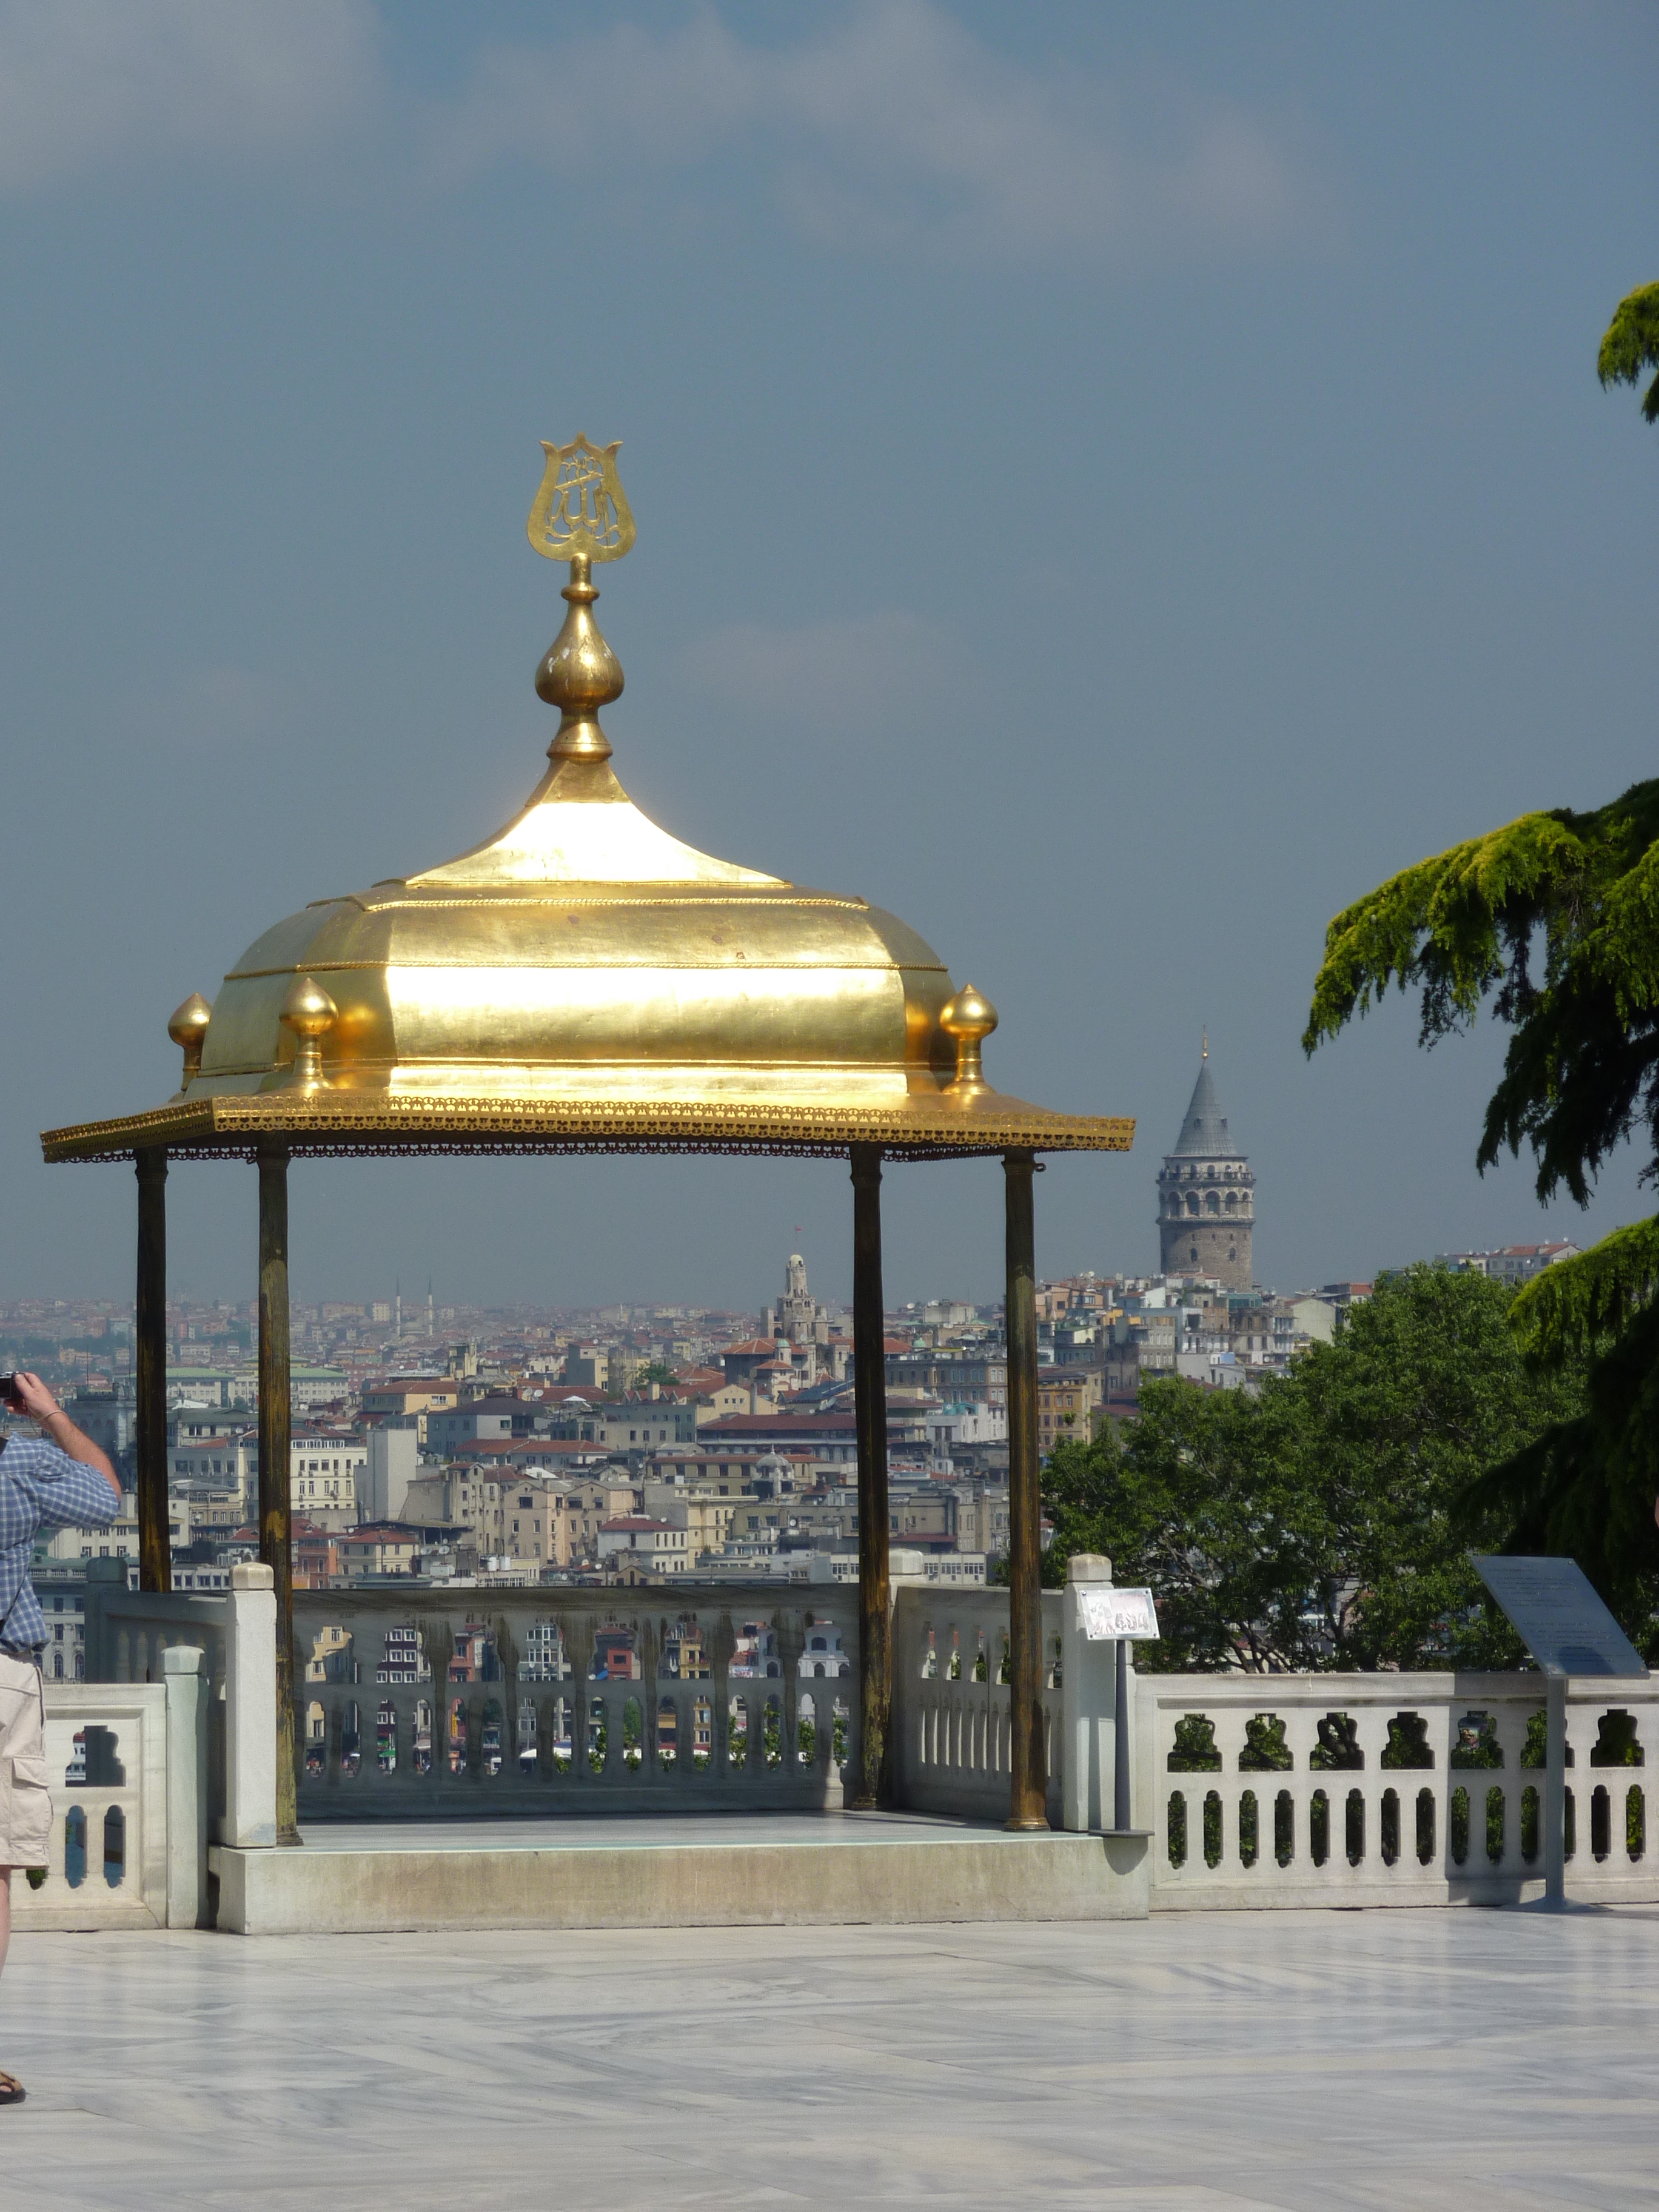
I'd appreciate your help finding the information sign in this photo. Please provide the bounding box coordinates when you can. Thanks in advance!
[1470,1554,1649,1679]
[1076,1586,1159,1641]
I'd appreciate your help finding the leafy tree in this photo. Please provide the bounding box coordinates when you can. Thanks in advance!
[1044,1369,1315,1670]
[1598,281,1659,429]
[632,1361,680,1389]
[1044,1269,1581,1669]
[1288,1267,1580,1664]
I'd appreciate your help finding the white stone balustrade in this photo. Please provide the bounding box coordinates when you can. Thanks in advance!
[13,1668,207,1930]
[1142,1671,1659,1909]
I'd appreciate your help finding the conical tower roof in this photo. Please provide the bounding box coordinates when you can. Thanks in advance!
[1168,1045,1242,1161]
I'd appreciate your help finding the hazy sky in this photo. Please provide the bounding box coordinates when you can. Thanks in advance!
[1,0,1654,1315]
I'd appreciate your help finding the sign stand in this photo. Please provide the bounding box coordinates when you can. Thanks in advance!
[1470,1555,1649,1909]
[1543,1675,1567,1908]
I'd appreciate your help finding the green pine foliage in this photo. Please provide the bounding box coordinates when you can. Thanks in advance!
[1598,281,1659,428]
[1303,779,1659,1207]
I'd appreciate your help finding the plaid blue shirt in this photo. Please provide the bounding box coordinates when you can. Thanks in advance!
[0,1434,119,1658]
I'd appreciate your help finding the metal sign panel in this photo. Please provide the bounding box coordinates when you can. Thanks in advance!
[1470,1554,1649,1679]
[1076,1586,1159,1641]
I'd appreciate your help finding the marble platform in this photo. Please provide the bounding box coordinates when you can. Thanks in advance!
[210,1808,1151,1933]
[7,1902,1657,2209]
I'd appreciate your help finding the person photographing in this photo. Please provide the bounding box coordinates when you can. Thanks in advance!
[0,1373,120,2103]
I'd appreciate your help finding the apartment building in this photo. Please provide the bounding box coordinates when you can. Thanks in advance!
[169,1433,257,1519]
[1036,1370,1104,1455]
[337,1524,422,1579]
[289,1432,368,1530]
[598,1518,691,1580]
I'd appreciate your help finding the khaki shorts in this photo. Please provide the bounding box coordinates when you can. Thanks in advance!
[0,1651,50,1869]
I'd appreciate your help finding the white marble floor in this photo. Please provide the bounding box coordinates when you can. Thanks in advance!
[5,1903,1655,2210]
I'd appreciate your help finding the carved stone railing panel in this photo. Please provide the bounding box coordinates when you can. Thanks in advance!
[293,1584,858,1818]
[1139,1672,1659,1909]
[14,1683,170,1929]
[84,1575,228,1849]
[893,1586,1063,1825]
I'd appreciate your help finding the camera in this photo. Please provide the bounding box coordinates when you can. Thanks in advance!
[0,1376,22,1412]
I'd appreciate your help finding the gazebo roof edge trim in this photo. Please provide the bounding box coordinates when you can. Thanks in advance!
[40,1093,1134,1165]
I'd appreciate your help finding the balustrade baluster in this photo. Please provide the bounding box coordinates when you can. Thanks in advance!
[1275,1708,1317,1886]
[1490,1703,1531,1879]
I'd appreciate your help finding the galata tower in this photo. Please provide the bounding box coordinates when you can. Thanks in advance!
[1156,1038,1255,1290]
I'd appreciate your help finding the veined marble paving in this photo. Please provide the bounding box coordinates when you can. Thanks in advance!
[4,1904,1655,2210]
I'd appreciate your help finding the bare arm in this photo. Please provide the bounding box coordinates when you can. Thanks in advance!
[12,1374,121,1504]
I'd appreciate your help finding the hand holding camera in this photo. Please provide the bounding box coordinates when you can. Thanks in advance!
[0,1372,61,1424]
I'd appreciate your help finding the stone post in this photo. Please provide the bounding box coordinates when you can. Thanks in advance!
[1060,1554,1116,1833]
[161,1644,207,1926]
[224,1561,278,1850]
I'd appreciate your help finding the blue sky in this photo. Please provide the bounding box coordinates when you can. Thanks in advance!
[1,0,1654,1312]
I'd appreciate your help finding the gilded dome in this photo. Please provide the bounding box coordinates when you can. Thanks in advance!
[42,447,1131,1162]
[195,756,959,1114]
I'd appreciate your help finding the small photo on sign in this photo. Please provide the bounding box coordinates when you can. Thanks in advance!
[1076,1587,1159,1641]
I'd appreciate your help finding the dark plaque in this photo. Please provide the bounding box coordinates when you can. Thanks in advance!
[1470,1554,1649,1679]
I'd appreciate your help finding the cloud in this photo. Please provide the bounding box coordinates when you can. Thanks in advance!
[0,0,1316,263]
[0,0,380,192]
[681,609,969,732]
[443,0,1312,260]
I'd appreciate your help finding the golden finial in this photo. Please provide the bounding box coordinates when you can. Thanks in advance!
[1202,1028,1208,1060]
[528,436,634,766]
[280,974,337,1090]
[167,994,212,1091]
[940,985,998,1094]
[527,436,635,566]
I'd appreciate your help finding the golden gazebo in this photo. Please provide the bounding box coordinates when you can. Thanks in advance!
[42,436,1131,1839]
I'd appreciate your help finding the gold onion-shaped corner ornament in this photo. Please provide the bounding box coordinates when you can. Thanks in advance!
[527,435,637,765]
[167,993,213,1092]
[279,974,338,1090]
[940,985,998,1093]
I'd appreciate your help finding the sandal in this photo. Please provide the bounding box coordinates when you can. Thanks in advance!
[0,2074,24,2105]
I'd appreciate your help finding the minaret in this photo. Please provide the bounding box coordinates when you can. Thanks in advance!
[394,1280,402,1344]
[427,1279,434,1341]
[1156,1037,1254,1290]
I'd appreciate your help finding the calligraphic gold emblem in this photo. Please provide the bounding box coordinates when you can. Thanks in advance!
[526,435,636,565]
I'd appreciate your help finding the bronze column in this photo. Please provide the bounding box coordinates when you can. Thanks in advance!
[134,1147,170,1594]
[1004,1148,1048,1829]
[257,1141,300,1845]
[850,1141,891,1809]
